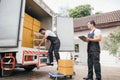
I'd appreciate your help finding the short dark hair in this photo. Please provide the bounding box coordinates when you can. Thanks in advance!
[39,28,45,33]
[89,20,96,26]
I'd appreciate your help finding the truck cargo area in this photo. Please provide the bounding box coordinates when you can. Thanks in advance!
[25,0,53,30]
[22,0,54,48]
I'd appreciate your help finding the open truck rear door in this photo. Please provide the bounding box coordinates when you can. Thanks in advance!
[56,17,74,52]
[0,0,22,47]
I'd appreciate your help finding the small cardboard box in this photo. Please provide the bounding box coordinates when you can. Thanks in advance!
[33,41,40,46]
[58,67,74,75]
[24,13,33,23]
[33,18,41,26]
[58,60,73,67]
[33,31,40,39]
[22,42,33,48]
[22,27,33,44]
[23,20,33,30]
[33,25,40,32]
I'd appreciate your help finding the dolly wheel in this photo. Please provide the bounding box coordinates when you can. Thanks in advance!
[49,75,54,79]
[70,75,72,79]
[53,77,56,80]
[64,76,67,78]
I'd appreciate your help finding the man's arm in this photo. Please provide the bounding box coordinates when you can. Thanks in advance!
[86,35,102,42]
[38,36,47,48]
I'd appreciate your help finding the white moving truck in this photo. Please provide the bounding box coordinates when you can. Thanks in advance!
[0,0,74,76]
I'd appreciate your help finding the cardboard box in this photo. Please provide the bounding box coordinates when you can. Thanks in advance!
[22,42,33,48]
[58,60,73,67]
[24,13,33,23]
[33,31,40,46]
[22,27,33,44]
[33,31,40,39]
[33,41,40,46]
[58,67,74,75]
[33,18,41,26]
[33,25,40,32]
[23,20,33,30]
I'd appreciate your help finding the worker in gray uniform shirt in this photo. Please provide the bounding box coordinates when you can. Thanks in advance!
[83,20,102,80]
[38,28,60,66]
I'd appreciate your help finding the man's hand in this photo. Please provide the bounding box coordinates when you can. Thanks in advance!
[44,47,47,50]
[37,45,41,49]
[85,37,90,42]
[38,36,48,49]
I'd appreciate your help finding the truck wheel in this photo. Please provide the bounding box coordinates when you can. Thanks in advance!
[0,53,15,77]
[0,70,13,77]
[24,65,36,72]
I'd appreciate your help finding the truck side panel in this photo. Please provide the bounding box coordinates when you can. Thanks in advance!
[0,0,22,47]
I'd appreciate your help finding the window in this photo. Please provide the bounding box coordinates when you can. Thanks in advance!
[75,44,79,52]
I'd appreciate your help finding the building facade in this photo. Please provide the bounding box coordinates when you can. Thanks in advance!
[74,10,120,66]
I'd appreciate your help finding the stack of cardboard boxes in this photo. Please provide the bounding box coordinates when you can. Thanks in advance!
[33,18,41,46]
[58,60,74,75]
[22,13,41,48]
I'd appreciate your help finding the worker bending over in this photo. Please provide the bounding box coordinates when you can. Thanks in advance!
[38,28,60,66]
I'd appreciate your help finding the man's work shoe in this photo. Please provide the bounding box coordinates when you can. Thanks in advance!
[95,78,101,80]
[46,63,54,66]
[83,77,93,80]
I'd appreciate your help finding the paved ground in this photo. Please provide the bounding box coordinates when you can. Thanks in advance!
[0,64,120,80]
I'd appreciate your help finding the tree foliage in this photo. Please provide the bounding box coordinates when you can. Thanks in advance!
[103,27,120,56]
[95,11,102,14]
[69,4,93,18]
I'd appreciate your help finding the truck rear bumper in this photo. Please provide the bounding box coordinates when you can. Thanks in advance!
[16,48,48,68]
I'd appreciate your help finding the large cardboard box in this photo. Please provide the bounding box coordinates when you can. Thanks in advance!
[58,60,74,75]
[33,18,41,26]
[22,42,33,48]
[24,13,33,23]
[24,20,33,30]
[58,67,74,75]
[58,60,73,67]
[22,27,33,44]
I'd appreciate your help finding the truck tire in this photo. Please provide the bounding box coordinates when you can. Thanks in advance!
[0,70,13,77]
[0,61,13,77]
[0,53,16,77]
[24,65,36,72]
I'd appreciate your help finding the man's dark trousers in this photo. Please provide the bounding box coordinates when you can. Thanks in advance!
[48,39,60,63]
[88,51,101,79]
